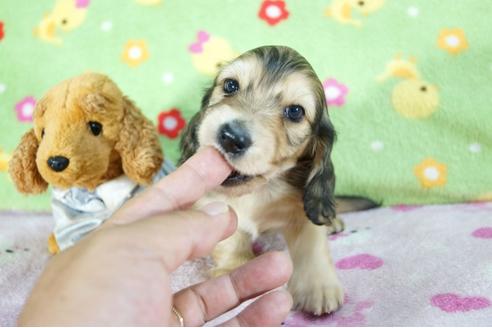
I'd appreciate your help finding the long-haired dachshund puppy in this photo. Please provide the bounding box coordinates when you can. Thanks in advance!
[180,46,375,314]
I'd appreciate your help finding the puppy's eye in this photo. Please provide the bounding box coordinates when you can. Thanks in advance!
[223,79,239,94]
[88,121,103,136]
[284,105,305,122]
[41,129,45,138]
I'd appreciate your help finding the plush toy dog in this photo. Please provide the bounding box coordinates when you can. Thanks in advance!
[9,73,171,254]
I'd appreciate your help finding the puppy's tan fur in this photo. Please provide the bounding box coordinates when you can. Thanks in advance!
[180,46,367,314]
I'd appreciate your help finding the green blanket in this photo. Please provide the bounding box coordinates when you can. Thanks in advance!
[0,0,490,211]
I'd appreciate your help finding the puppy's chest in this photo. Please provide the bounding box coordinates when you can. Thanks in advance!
[202,183,302,238]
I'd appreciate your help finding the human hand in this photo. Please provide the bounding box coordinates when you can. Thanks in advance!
[18,147,293,326]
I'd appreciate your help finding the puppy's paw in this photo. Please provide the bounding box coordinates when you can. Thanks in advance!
[289,275,344,315]
[326,217,345,235]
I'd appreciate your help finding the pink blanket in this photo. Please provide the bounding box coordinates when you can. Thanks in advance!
[1,203,492,326]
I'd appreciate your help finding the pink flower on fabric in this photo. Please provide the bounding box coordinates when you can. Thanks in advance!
[15,96,36,122]
[431,293,491,312]
[75,0,90,8]
[323,78,348,106]
[472,227,492,239]
[283,295,374,326]
[188,30,210,54]
[336,254,383,270]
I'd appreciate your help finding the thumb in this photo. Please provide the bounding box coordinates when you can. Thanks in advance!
[113,202,237,271]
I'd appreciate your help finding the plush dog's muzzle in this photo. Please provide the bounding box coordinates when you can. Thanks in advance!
[47,156,70,172]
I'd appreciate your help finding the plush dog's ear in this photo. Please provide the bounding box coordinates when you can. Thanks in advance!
[178,85,214,164]
[115,98,163,185]
[9,129,48,194]
[303,114,337,225]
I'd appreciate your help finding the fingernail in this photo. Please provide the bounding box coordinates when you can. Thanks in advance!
[200,201,229,217]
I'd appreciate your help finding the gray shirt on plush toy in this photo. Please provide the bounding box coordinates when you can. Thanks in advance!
[51,160,174,251]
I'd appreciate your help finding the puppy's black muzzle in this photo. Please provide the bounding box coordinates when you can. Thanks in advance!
[47,156,70,172]
[218,121,252,156]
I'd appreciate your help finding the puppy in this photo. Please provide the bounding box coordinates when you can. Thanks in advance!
[180,46,376,314]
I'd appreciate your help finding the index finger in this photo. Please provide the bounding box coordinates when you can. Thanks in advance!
[110,146,231,224]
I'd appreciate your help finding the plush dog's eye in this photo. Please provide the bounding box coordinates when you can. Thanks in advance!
[284,105,305,122]
[223,79,239,94]
[88,121,103,136]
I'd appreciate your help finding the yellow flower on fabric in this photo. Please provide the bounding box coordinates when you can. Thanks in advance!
[122,40,149,67]
[437,28,468,54]
[0,149,11,172]
[414,158,447,188]
[476,192,492,202]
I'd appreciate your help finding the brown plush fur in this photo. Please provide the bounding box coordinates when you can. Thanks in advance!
[9,130,48,194]
[9,72,163,192]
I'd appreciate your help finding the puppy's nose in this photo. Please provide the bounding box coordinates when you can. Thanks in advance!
[218,121,252,156]
[47,156,70,172]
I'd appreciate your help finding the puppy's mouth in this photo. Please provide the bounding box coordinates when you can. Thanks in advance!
[222,170,255,187]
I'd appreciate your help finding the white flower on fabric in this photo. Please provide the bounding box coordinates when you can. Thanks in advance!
[370,140,384,152]
[407,6,419,17]
[101,20,113,32]
[423,167,440,181]
[161,72,174,85]
[469,143,481,153]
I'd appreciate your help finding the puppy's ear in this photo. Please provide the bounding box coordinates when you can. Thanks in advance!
[178,85,214,164]
[303,115,337,225]
[9,129,48,194]
[115,98,163,185]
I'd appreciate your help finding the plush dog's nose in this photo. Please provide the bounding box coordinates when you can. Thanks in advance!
[218,121,252,156]
[47,156,70,172]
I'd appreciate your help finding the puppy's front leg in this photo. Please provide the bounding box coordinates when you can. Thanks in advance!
[284,221,344,315]
[211,229,254,277]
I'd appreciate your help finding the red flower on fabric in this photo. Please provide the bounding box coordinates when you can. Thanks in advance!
[157,108,186,138]
[0,22,5,41]
[258,0,289,26]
